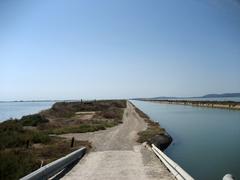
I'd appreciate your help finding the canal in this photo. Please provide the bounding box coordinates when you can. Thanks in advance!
[132,100,240,180]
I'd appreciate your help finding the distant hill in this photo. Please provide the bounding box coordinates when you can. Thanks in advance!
[201,93,240,98]
[132,93,240,100]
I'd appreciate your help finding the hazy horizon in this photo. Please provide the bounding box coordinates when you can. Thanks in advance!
[1,0,240,101]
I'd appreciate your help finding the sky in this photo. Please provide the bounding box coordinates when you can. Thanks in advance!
[0,0,240,100]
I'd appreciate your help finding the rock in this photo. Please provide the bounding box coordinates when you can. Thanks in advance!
[223,174,235,180]
[149,134,172,151]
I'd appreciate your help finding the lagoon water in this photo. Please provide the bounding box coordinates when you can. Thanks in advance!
[132,100,240,180]
[0,101,55,122]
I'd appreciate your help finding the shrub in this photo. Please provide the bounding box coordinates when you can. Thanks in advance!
[131,104,166,143]
[20,114,49,126]
[0,120,50,149]
[0,150,39,180]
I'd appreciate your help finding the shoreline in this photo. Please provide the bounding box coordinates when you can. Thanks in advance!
[142,99,240,110]
[130,101,173,151]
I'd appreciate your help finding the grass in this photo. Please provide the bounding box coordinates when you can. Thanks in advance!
[0,149,38,180]
[42,100,126,119]
[132,104,165,144]
[0,120,50,150]
[43,100,126,134]
[0,100,126,180]
[137,123,165,143]
[47,118,120,134]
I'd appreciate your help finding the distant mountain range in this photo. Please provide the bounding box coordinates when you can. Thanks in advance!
[201,93,240,98]
[133,93,240,100]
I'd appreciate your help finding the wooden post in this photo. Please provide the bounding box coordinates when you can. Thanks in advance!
[26,140,30,149]
[71,137,75,148]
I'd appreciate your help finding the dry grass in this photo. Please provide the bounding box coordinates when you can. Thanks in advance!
[131,103,165,144]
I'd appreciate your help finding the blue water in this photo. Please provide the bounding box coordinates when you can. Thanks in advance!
[132,100,240,180]
[0,101,55,122]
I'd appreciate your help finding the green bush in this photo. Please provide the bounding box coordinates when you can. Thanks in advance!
[30,131,50,144]
[0,120,50,149]
[20,114,49,126]
[0,150,39,180]
[48,122,121,135]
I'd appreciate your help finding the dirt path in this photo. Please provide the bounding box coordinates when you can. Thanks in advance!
[61,101,174,180]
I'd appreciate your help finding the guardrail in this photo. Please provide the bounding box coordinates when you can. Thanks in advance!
[20,147,87,180]
[152,144,194,180]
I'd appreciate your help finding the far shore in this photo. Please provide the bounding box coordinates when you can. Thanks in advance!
[142,99,240,110]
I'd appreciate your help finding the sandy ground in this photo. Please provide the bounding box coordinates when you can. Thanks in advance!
[60,102,174,180]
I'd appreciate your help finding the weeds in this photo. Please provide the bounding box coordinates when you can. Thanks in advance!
[130,103,166,143]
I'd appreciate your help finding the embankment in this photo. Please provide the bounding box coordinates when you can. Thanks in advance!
[130,102,172,151]
[146,100,240,110]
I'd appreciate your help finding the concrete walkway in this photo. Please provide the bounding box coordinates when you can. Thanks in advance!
[61,102,174,180]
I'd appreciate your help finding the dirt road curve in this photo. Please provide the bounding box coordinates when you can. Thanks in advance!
[61,101,174,180]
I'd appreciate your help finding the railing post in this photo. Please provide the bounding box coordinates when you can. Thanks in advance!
[26,140,30,149]
[71,137,75,148]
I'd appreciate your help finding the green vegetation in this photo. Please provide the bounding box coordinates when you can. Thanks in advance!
[43,100,126,134]
[43,100,126,119]
[20,114,49,126]
[0,150,38,180]
[133,104,165,144]
[0,120,50,149]
[0,100,126,180]
[49,121,118,134]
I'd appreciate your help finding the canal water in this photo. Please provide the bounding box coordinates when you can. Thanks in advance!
[131,100,240,180]
[0,101,55,122]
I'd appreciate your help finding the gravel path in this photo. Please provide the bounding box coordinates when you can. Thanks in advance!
[61,101,174,180]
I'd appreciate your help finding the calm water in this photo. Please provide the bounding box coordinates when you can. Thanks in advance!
[0,101,55,122]
[132,100,240,180]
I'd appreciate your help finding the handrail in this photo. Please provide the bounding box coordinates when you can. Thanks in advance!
[152,144,194,180]
[20,147,87,180]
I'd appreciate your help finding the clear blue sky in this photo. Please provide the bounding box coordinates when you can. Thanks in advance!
[0,0,240,100]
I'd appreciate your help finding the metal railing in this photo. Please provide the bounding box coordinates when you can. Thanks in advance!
[152,144,194,180]
[20,147,87,180]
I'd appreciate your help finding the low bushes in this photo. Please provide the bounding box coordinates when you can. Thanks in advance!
[131,104,166,144]
[0,120,50,150]
[0,150,39,180]
[137,124,165,143]
[49,120,118,135]
[20,114,49,126]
